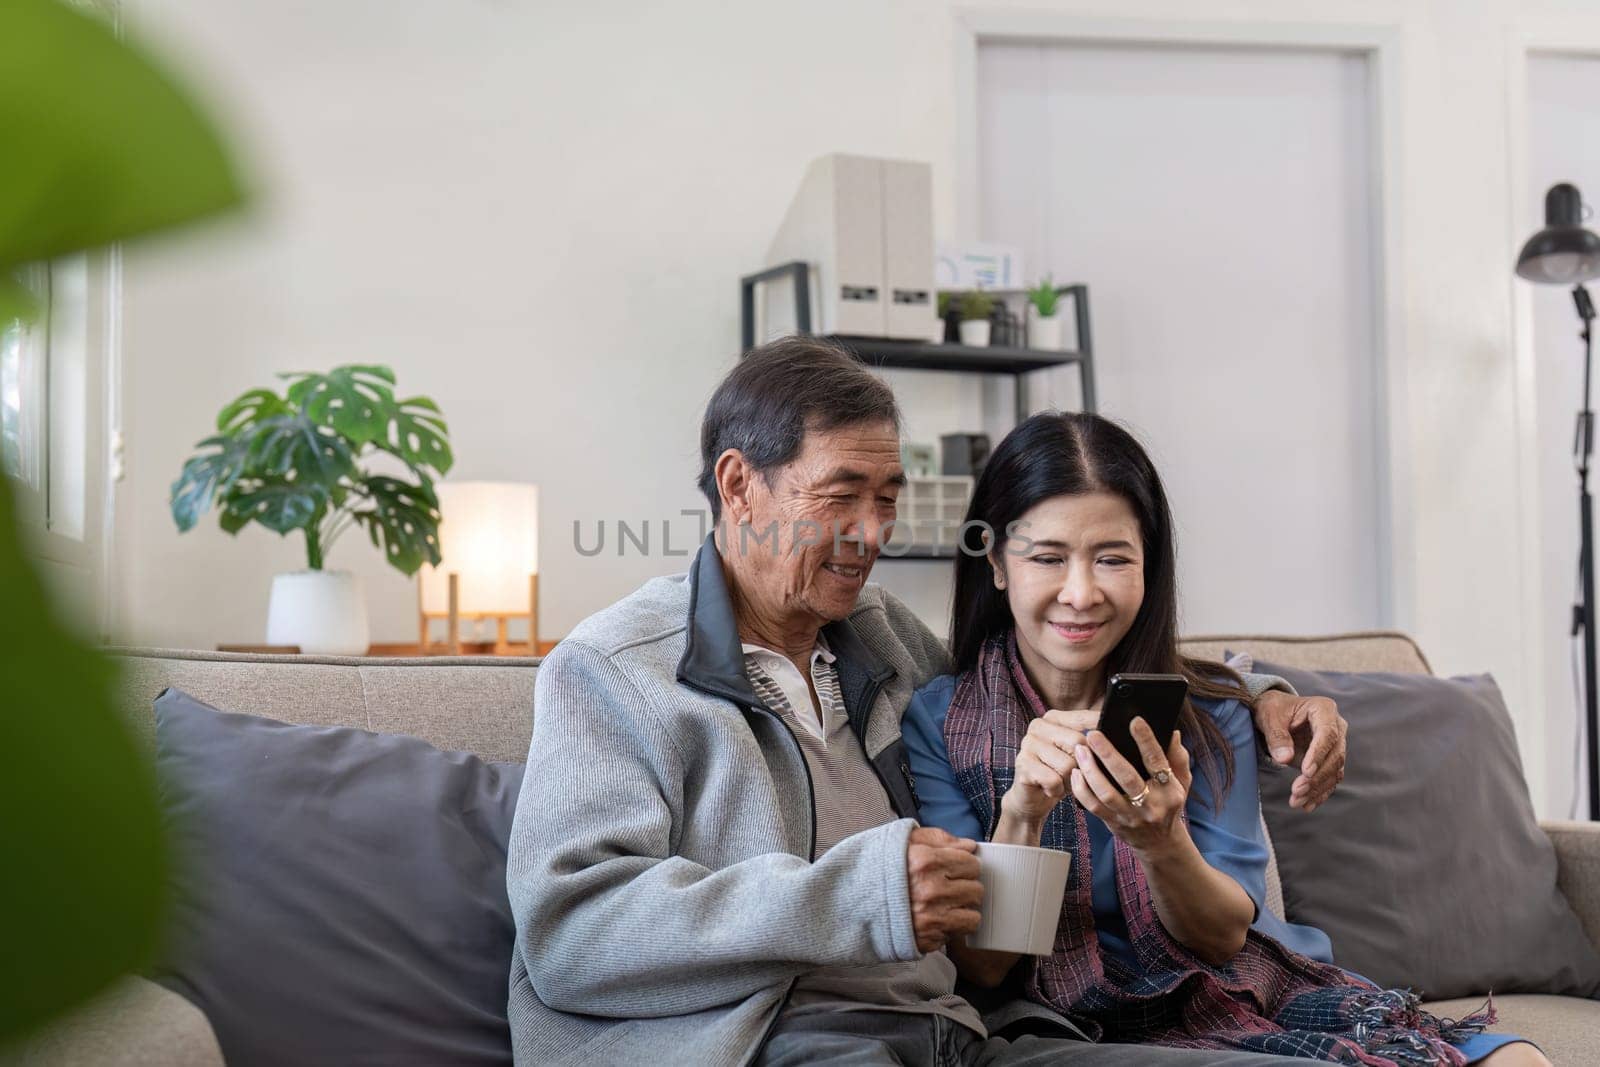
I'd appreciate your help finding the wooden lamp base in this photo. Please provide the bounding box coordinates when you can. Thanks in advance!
[418,572,540,655]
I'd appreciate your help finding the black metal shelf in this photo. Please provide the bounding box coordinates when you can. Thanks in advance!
[737,261,1098,563]
[738,261,1097,420]
[827,335,1084,375]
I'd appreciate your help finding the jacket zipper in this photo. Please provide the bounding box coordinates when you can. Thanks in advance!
[746,674,908,1061]
[867,676,922,814]
[899,758,922,812]
[676,676,819,863]
[854,674,915,819]
[749,703,817,863]
[743,707,812,1064]
[750,676,888,1061]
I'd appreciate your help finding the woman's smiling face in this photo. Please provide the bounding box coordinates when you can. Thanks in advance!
[992,491,1146,695]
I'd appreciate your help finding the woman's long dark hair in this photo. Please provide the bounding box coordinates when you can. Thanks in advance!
[949,411,1246,802]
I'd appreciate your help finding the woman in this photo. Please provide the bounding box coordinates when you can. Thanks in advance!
[901,413,1541,1066]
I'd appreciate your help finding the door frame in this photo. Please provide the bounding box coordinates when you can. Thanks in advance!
[952,12,1409,629]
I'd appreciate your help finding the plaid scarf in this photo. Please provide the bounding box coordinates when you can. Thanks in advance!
[943,632,1494,1066]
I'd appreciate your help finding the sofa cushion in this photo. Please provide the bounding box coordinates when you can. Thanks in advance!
[1,975,224,1067]
[112,648,539,761]
[1253,662,1600,1001]
[150,688,523,1066]
[1183,632,1431,675]
[1423,994,1598,1067]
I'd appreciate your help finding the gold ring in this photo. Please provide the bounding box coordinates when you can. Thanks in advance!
[1153,769,1172,786]
[1128,785,1151,807]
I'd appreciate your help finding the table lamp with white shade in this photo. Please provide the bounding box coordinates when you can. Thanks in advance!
[418,482,539,654]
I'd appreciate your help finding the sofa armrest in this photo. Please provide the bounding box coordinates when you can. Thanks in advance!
[1543,819,1600,954]
[0,976,222,1067]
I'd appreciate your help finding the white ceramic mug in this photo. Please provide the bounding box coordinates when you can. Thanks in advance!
[967,842,1072,955]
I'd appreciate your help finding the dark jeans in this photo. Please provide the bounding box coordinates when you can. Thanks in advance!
[756,1010,1321,1067]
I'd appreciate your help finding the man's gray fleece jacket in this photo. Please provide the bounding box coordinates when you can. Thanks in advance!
[506,534,967,1065]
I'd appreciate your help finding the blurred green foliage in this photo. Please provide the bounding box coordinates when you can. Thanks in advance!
[0,0,244,1044]
[958,289,996,322]
[0,0,243,276]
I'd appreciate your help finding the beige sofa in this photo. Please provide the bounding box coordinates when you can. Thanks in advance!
[7,632,1599,1065]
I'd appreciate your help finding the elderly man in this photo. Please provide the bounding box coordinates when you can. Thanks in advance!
[507,337,1346,1065]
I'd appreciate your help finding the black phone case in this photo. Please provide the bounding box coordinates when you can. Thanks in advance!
[1096,673,1189,785]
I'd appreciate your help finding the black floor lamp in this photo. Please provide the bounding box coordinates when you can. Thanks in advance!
[1516,181,1600,820]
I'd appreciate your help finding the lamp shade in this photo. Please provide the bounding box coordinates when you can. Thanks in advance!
[1516,182,1600,284]
[419,482,538,616]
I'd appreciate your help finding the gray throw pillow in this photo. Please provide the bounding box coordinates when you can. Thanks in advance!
[1252,661,1600,1000]
[150,687,525,1066]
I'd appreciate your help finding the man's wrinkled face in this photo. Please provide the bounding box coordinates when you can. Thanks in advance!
[726,419,904,625]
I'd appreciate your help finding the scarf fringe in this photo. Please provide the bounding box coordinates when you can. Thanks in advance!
[1431,992,1497,1038]
[1334,988,1495,1066]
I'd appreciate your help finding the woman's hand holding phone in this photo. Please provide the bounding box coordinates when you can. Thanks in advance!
[1001,707,1195,856]
[1000,709,1098,833]
[1000,698,1196,857]
[1071,719,1193,857]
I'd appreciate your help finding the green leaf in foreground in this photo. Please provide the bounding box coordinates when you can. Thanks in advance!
[0,0,247,271]
[0,273,40,326]
[0,0,247,1042]
[0,475,169,1041]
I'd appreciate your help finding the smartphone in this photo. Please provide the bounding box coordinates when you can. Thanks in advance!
[1096,673,1189,786]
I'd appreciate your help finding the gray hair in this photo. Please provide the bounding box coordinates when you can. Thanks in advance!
[697,337,901,522]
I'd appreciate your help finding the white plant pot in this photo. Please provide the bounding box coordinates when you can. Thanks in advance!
[1030,313,1064,350]
[266,570,371,655]
[959,319,992,347]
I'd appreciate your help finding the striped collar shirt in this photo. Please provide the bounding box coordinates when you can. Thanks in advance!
[739,635,838,743]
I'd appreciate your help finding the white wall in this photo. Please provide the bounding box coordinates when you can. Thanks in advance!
[976,41,1381,637]
[116,0,967,653]
[113,0,1600,815]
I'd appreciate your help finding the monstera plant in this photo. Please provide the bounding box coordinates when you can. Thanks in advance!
[171,365,453,574]
[171,365,454,653]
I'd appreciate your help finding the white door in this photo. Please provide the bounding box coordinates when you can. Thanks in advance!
[975,41,1384,636]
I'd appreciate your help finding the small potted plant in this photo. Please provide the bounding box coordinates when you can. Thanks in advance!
[170,364,453,654]
[958,290,995,347]
[1027,275,1064,349]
